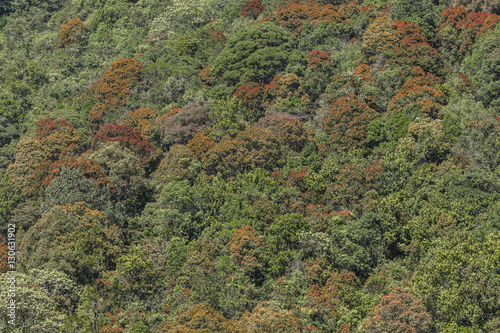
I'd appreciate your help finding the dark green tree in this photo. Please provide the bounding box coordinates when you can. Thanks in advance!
[464,24,500,113]
[264,213,309,276]
[89,142,150,216]
[0,170,21,228]
[40,167,118,223]
[391,0,448,41]
[212,21,305,89]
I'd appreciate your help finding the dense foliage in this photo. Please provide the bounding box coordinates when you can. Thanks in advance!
[2,0,500,332]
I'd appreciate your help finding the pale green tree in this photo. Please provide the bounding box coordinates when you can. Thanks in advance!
[150,0,222,39]
[89,141,150,214]
[0,269,78,333]
[412,231,500,331]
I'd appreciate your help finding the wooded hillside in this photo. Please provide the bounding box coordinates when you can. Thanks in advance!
[1,0,500,332]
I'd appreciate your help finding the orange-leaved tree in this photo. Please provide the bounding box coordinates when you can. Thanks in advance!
[238,301,318,332]
[363,287,432,332]
[436,5,500,63]
[302,270,359,332]
[228,225,264,280]
[35,117,82,162]
[120,107,159,139]
[273,2,341,33]
[324,162,382,211]
[0,236,8,274]
[54,17,87,49]
[156,303,244,332]
[88,56,142,128]
[33,157,110,196]
[387,72,446,120]
[264,1,374,35]
[8,117,83,199]
[202,126,285,178]
[325,94,376,150]
[255,113,315,153]
[186,130,217,161]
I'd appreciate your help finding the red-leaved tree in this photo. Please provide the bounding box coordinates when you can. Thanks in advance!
[325,94,376,150]
[387,72,445,120]
[241,0,264,19]
[436,5,500,63]
[92,124,160,169]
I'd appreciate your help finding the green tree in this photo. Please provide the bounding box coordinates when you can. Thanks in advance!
[150,0,221,39]
[112,244,163,304]
[0,115,18,168]
[0,0,16,15]
[213,21,305,88]
[412,231,500,331]
[0,170,21,228]
[142,180,204,240]
[40,167,117,222]
[328,214,384,277]
[391,0,448,40]
[19,203,124,284]
[442,96,500,170]
[209,96,247,138]
[0,269,79,332]
[154,144,200,189]
[264,213,309,276]
[407,118,451,165]
[452,0,500,13]
[464,23,500,113]
[89,141,150,215]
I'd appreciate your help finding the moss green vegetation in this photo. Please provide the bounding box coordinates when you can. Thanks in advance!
[1,0,500,331]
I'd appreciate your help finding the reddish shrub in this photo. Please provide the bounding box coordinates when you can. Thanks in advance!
[92,124,159,168]
[241,0,264,19]
[160,100,212,148]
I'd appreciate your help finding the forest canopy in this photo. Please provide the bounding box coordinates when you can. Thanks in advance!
[1,0,500,332]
